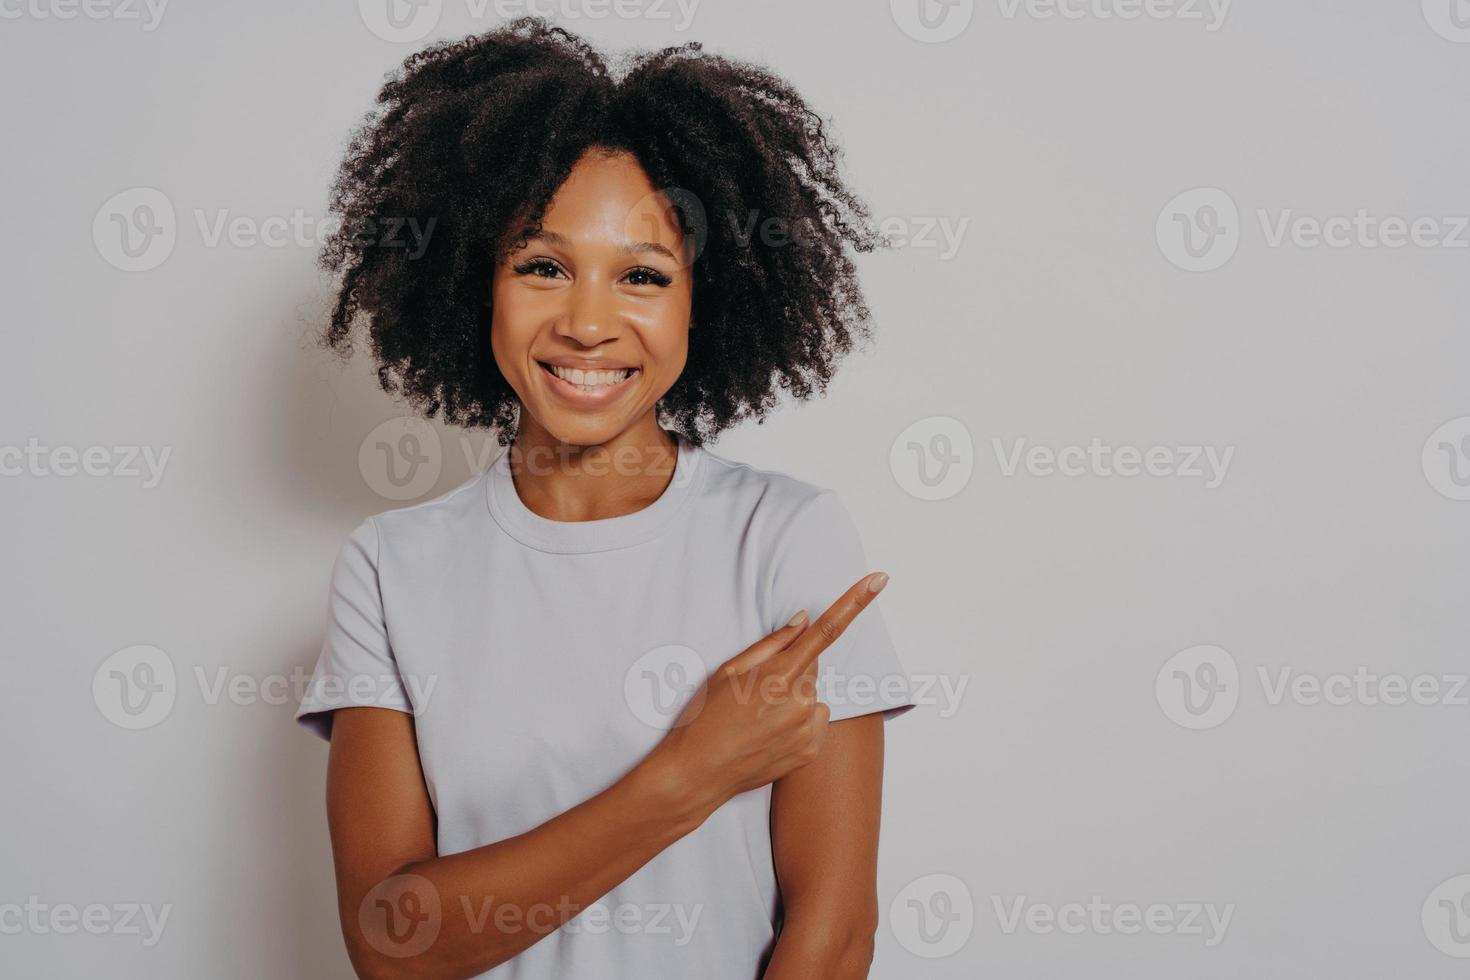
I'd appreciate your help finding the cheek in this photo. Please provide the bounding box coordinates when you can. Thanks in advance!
[658,325,690,376]
[633,302,691,381]
[488,281,540,373]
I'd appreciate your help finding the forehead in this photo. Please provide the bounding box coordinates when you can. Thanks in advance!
[535,149,685,249]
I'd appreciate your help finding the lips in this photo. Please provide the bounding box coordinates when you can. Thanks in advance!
[539,362,638,388]
[536,360,641,405]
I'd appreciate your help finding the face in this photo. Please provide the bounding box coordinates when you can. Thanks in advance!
[490,149,693,449]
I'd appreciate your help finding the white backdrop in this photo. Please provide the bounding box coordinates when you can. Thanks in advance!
[3,1,1469,977]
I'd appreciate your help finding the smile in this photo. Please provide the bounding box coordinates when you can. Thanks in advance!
[537,361,641,405]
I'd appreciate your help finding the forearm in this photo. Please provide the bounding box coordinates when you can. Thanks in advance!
[762,917,876,980]
[763,713,886,980]
[350,750,720,980]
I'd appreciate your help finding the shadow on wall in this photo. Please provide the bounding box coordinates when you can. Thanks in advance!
[266,269,497,977]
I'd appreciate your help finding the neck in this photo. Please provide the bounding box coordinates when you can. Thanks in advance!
[506,413,679,523]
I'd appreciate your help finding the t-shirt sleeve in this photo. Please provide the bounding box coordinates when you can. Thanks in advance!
[766,489,916,723]
[295,517,415,740]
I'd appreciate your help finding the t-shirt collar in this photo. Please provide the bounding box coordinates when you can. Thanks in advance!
[486,430,704,554]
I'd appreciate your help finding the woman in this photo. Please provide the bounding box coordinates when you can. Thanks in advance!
[296,18,915,979]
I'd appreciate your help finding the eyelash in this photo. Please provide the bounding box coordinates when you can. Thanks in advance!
[511,258,673,288]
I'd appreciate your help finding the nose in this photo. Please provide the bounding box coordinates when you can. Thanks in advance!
[555,276,620,347]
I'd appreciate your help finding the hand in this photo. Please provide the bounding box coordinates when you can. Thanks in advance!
[651,571,891,811]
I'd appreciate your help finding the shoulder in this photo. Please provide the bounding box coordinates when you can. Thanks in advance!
[691,445,878,630]
[692,441,838,527]
[345,466,493,561]
[689,442,866,559]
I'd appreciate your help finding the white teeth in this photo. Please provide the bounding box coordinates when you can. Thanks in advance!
[546,364,635,388]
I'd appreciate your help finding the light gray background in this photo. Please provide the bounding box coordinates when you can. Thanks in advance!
[3,1,1468,977]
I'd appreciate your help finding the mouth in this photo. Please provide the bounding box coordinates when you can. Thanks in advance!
[536,360,642,406]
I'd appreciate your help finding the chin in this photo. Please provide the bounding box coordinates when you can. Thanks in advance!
[532,409,632,449]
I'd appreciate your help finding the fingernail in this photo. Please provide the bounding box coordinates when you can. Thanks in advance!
[787,609,809,627]
[867,572,889,594]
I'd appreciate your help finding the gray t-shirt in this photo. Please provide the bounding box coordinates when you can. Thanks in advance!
[296,431,915,978]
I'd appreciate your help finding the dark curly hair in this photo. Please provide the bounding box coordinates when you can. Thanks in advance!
[319,16,884,446]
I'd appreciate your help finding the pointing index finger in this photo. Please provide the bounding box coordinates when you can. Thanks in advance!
[774,571,889,681]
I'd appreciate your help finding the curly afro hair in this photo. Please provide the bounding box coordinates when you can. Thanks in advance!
[319,16,884,447]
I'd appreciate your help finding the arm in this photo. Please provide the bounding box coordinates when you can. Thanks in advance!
[326,706,717,980]
[321,574,886,980]
[763,713,885,980]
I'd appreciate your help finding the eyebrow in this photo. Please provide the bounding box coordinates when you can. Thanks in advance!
[522,228,679,262]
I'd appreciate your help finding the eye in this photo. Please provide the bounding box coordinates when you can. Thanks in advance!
[624,266,673,288]
[512,258,565,280]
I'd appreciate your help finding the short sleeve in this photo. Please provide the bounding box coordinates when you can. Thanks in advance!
[767,490,916,723]
[295,517,414,740]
